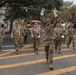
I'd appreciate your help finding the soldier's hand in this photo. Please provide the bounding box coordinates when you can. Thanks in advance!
[41,38,45,42]
[38,35,40,38]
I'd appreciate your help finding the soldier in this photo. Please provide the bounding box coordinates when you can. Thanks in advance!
[54,24,63,54]
[43,19,55,70]
[30,23,41,54]
[67,26,75,50]
[20,24,26,47]
[11,21,23,55]
[24,26,30,44]
[0,23,5,52]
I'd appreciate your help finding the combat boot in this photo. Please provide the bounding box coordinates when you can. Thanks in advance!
[46,57,49,64]
[58,50,61,54]
[58,48,61,54]
[35,48,38,54]
[73,47,75,50]
[16,49,18,55]
[35,50,38,54]
[49,64,53,70]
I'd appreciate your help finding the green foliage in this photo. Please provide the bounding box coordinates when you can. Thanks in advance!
[0,0,63,21]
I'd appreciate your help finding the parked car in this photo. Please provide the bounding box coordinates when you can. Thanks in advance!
[31,20,43,28]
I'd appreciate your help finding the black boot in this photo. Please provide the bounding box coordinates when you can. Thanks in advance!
[16,49,18,55]
[46,57,49,64]
[73,47,75,50]
[58,49,61,54]
[49,62,53,70]
[58,48,61,54]
[35,49,38,54]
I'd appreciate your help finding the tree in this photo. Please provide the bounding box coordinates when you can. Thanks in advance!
[0,0,63,32]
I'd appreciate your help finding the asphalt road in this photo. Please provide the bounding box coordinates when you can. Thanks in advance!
[0,34,76,75]
[2,34,33,51]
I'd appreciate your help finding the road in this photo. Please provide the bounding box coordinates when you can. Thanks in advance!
[0,34,76,75]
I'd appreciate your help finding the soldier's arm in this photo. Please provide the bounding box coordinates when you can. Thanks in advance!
[2,28,5,39]
[54,28,57,37]
[38,27,41,37]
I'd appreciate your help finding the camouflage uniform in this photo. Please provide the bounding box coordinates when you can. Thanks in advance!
[73,30,76,50]
[67,26,75,50]
[24,27,30,44]
[54,25,63,54]
[31,23,41,54]
[20,25,26,47]
[44,20,55,70]
[0,24,5,52]
[11,22,22,54]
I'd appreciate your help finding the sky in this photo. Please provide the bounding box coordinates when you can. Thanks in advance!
[64,0,76,4]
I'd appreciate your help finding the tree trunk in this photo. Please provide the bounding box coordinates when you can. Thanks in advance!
[10,20,13,33]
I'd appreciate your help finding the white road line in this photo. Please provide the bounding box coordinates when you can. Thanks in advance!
[1,47,44,52]
[2,49,14,52]
[2,45,27,47]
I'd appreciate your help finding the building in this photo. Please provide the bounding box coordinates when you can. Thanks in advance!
[0,7,10,32]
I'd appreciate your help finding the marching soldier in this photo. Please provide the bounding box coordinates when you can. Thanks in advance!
[20,24,26,47]
[0,23,5,52]
[67,26,75,50]
[43,19,55,70]
[30,23,41,54]
[11,21,23,55]
[54,24,63,54]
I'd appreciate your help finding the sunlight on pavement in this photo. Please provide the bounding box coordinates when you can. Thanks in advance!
[37,66,76,75]
[0,48,73,60]
[0,44,33,57]
[0,54,76,69]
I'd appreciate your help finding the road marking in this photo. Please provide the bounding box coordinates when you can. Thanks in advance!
[2,45,15,47]
[0,44,33,57]
[0,48,73,60]
[0,54,76,69]
[0,43,75,57]
[0,52,44,60]
[0,50,15,57]
[37,66,76,75]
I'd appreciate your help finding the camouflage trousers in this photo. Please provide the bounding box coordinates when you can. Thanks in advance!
[54,38,62,51]
[14,37,23,51]
[66,37,75,48]
[45,40,54,64]
[33,38,40,52]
